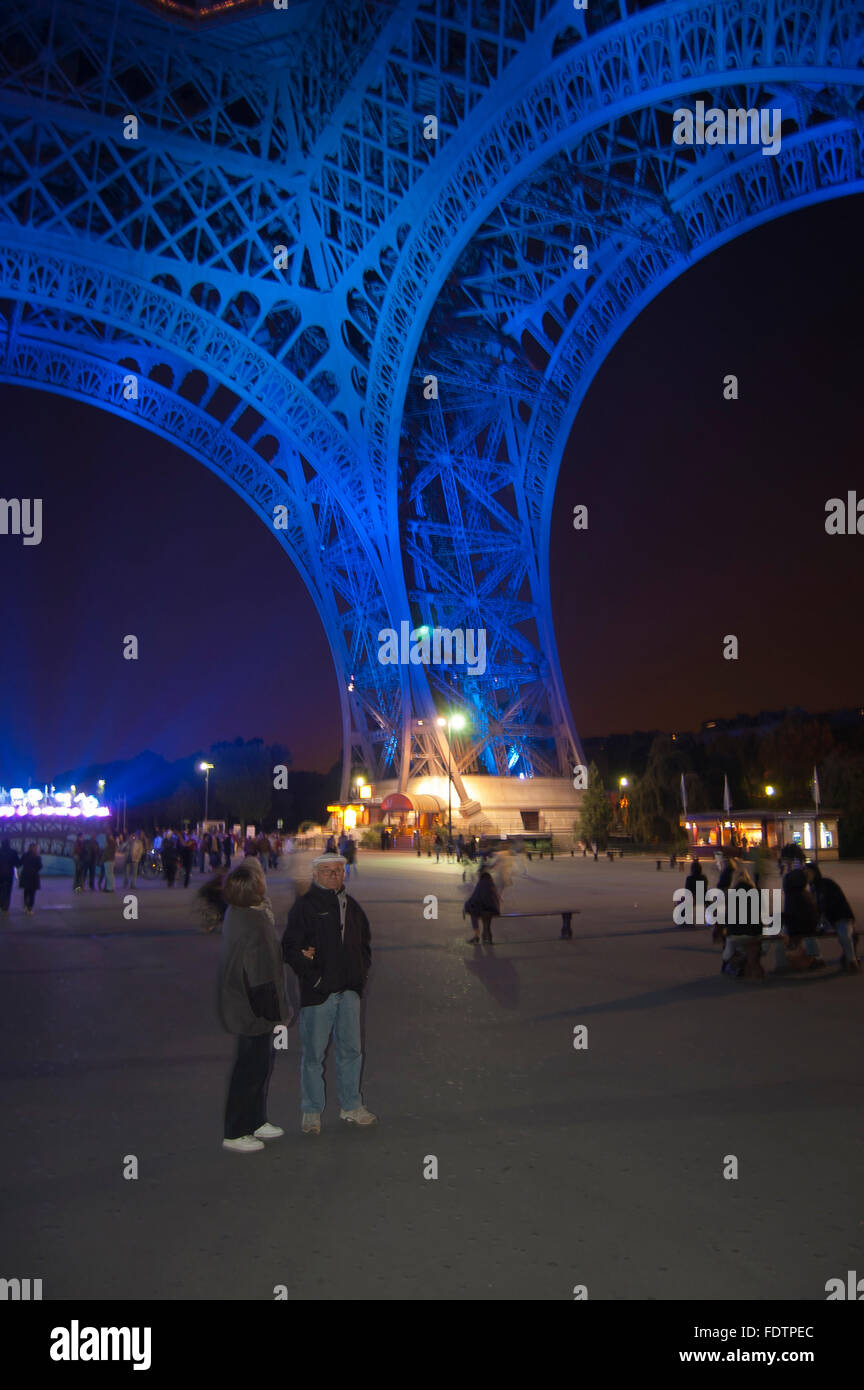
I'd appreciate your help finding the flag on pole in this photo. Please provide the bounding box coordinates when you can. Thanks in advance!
[723,775,731,816]
[680,773,688,816]
[812,766,820,807]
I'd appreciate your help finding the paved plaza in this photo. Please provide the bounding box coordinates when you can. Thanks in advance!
[1,851,861,1301]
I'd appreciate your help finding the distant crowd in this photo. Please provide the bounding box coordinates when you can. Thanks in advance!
[0,828,295,915]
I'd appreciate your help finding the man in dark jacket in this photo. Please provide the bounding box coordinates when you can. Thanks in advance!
[782,851,823,968]
[282,852,375,1135]
[805,862,859,973]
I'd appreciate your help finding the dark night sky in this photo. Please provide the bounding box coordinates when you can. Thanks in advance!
[2,194,862,787]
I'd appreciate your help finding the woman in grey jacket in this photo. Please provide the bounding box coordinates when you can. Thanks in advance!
[219,861,292,1154]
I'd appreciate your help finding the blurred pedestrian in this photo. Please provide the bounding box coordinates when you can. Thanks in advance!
[180,835,195,888]
[127,833,144,888]
[464,862,500,945]
[100,831,116,891]
[683,858,706,926]
[162,834,179,888]
[343,834,357,881]
[0,838,20,914]
[19,843,42,915]
[86,835,99,891]
[72,835,87,893]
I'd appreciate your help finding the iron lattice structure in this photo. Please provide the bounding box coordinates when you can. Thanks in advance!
[0,0,861,801]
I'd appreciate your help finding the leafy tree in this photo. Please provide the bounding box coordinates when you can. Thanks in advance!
[821,749,864,858]
[577,762,614,849]
[209,737,290,829]
[758,717,834,803]
[627,735,696,845]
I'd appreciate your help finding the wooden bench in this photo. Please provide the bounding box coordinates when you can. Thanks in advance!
[498,909,581,939]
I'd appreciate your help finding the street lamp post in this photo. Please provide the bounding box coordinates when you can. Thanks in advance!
[437,714,466,843]
[199,762,214,826]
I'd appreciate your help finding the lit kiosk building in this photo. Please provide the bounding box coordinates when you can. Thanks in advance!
[0,786,112,873]
[681,808,840,860]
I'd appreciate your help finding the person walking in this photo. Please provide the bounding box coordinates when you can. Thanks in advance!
[434,832,442,863]
[0,838,20,914]
[219,860,292,1154]
[464,862,501,945]
[127,833,144,888]
[180,835,195,888]
[162,834,179,888]
[114,834,128,886]
[72,835,87,893]
[222,832,233,870]
[19,843,42,915]
[683,858,706,929]
[805,861,859,973]
[100,831,117,892]
[86,835,99,892]
[282,852,375,1135]
[343,834,357,881]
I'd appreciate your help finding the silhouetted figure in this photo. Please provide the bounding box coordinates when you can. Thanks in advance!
[464,867,500,945]
[19,843,42,915]
[162,835,179,888]
[180,836,195,888]
[0,838,21,914]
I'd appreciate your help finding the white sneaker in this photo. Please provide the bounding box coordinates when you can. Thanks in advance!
[340,1106,378,1126]
[301,1113,321,1135]
[253,1122,284,1139]
[222,1135,265,1153]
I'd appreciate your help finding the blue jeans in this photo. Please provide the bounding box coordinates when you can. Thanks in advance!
[299,990,363,1113]
[835,919,857,963]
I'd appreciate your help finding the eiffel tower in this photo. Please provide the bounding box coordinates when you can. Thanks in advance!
[0,0,861,826]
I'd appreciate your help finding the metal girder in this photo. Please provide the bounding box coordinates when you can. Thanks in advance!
[0,0,861,797]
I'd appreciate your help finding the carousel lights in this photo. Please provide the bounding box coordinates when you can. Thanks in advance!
[0,786,110,817]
